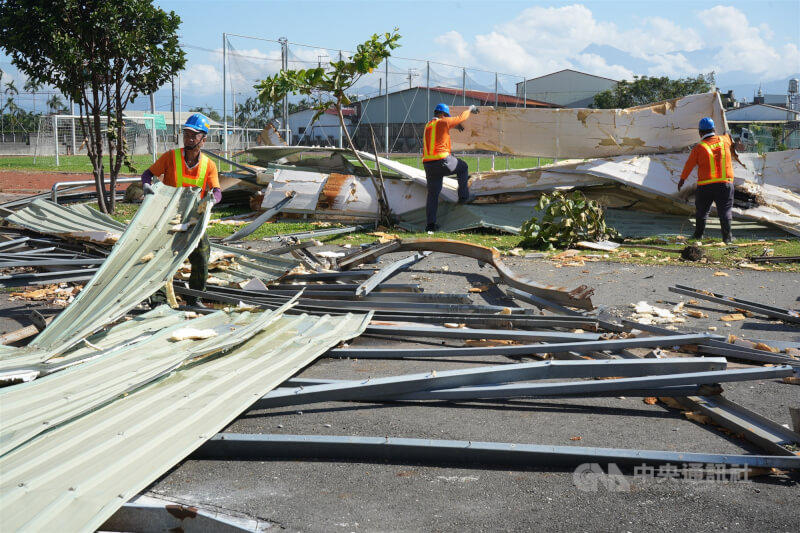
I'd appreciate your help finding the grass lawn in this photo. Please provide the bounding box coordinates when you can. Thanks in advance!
[3,153,553,175]
[93,201,800,273]
[0,154,152,174]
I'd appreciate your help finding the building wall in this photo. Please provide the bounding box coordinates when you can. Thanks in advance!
[516,70,617,107]
[727,105,799,122]
[287,109,353,146]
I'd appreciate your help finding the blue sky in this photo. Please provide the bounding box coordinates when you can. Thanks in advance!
[2,0,799,114]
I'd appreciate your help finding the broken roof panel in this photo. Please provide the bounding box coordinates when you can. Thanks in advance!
[5,199,128,244]
[449,92,727,159]
[0,311,370,533]
[1,307,284,456]
[26,183,211,357]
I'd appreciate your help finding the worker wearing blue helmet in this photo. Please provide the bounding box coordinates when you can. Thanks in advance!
[422,102,479,232]
[678,116,745,244]
[140,112,221,307]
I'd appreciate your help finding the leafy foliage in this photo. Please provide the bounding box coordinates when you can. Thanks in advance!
[593,73,714,109]
[254,30,401,224]
[0,0,186,213]
[519,191,620,250]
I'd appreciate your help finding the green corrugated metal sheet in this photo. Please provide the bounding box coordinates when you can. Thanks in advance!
[5,198,127,241]
[0,306,293,456]
[24,183,210,357]
[0,309,371,532]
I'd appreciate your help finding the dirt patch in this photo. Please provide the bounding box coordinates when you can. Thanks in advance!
[0,170,96,193]
[0,170,136,195]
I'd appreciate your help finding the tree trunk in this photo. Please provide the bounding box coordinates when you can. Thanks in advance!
[335,103,391,225]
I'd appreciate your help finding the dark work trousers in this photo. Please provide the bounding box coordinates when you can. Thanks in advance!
[694,181,734,241]
[423,155,470,226]
[150,232,210,305]
[188,233,210,294]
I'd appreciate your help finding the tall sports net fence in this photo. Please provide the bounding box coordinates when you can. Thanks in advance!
[33,115,166,167]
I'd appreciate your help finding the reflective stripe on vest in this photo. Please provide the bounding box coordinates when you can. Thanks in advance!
[423,119,447,162]
[174,149,209,195]
[697,140,729,186]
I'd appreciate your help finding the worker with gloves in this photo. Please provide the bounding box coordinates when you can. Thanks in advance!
[140,112,220,307]
[422,103,479,232]
[678,116,742,245]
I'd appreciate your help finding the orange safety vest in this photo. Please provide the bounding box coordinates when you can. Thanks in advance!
[173,148,210,197]
[423,119,449,162]
[696,139,731,186]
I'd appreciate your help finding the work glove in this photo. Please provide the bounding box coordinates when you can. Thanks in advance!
[211,187,222,205]
[454,124,465,132]
[143,182,155,195]
[677,180,684,191]
[468,105,479,113]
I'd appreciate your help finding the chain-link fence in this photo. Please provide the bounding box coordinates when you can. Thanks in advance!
[32,115,164,167]
[222,33,530,155]
[731,123,800,152]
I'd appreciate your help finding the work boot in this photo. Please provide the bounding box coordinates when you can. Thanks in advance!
[692,219,705,240]
[720,218,734,245]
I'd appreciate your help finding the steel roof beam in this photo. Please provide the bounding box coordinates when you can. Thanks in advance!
[328,333,723,359]
[254,357,729,409]
[196,433,800,470]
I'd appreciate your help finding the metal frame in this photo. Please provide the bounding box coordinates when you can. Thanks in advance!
[196,433,800,470]
[669,284,800,324]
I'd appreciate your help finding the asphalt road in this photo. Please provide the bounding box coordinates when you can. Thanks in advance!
[142,248,800,533]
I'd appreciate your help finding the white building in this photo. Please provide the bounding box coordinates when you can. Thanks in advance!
[726,104,800,123]
[515,69,618,108]
[288,107,355,147]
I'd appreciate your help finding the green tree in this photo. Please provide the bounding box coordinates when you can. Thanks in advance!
[0,0,186,213]
[46,94,67,114]
[593,73,714,109]
[255,29,401,224]
[189,106,222,122]
[23,78,42,115]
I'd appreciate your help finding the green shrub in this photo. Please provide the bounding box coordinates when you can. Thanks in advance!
[519,191,620,250]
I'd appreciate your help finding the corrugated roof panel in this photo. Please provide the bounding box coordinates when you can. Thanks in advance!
[0,306,291,456]
[0,306,187,381]
[0,311,371,532]
[6,199,128,243]
[26,183,211,356]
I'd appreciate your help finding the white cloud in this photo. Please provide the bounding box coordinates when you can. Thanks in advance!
[574,54,634,81]
[700,5,799,79]
[430,4,796,82]
[182,64,223,96]
[435,31,472,62]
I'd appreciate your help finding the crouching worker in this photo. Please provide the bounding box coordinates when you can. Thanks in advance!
[422,103,479,232]
[678,116,743,245]
[140,113,221,307]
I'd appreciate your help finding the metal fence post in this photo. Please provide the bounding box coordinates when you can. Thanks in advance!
[149,117,156,162]
[53,115,59,166]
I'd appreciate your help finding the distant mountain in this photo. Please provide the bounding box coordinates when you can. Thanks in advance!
[716,73,800,102]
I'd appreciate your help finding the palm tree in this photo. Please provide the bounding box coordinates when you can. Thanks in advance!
[46,94,65,114]
[24,79,42,115]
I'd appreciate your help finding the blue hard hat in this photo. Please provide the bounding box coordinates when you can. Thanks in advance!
[434,103,450,116]
[698,117,715,131]
[184,113,210,134]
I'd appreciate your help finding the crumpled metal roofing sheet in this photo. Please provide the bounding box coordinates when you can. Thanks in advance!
[5,198,128,243]
[0,310,371,533]
[23,183,212,356]
[0,307,288,456]
[449,92,727,159]
[0,305,187,381]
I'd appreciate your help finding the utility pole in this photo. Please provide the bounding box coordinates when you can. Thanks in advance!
[279,37,289,144]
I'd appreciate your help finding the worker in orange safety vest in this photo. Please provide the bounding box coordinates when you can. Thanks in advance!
[422,103,478,232]
[678,116,744,244]
[140,113,221,307]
